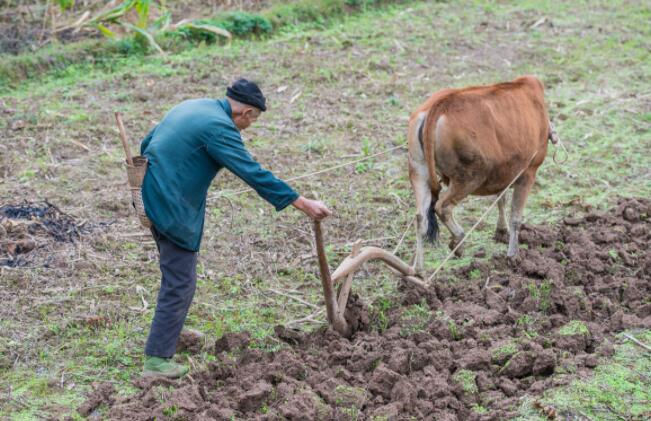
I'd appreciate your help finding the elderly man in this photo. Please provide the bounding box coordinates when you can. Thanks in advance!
[139,79,331,378]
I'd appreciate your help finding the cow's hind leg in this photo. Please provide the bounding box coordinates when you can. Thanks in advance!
[494,194,510,244]
[507,170,536,257]
[409,158,435,276]
[435,180,479,257]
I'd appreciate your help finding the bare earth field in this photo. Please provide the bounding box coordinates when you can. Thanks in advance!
[0,0,650,419]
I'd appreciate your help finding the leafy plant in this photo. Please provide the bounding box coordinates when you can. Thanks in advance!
[452,369,478,394]
[370,297,394,333]
[399,300,431,336]
[60,0,231,53]
[210,12,273,37]
[355,138,374,173]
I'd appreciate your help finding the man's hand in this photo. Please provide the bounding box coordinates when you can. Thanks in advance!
[292,196,332,221]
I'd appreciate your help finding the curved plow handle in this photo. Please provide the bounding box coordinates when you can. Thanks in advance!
[331,246,418,283]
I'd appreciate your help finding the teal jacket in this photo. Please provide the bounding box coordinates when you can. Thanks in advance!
[140,98,299,251]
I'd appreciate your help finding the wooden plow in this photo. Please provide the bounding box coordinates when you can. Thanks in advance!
[313,220,427,337]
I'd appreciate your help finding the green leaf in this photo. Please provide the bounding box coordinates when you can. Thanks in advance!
[87,0,136,25]
[96,23,116,38]
[135,0,151,29]
[152,10,172,31]
[174,21,232,39]
[121,22,165,54]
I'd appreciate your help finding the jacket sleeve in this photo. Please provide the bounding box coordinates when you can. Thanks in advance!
[206,127,299,211]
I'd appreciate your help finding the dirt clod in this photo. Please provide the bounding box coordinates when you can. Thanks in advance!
[237,381,272,411]
[76,382,115,417]
[176,329,204,354]
[214,331,251,354]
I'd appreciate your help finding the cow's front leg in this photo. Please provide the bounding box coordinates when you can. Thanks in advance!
[494,193,510,244]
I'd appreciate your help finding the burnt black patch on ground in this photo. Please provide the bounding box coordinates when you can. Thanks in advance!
[0,201,108,267]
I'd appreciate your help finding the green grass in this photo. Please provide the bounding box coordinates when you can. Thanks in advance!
[528,280,553,313]
[453,369,478,395]
[369,296,396,333]
[559,320,590,337]
[333,384,368,409]
[492,341,519,364]
[517,331,651,420]
[399,300,431,336]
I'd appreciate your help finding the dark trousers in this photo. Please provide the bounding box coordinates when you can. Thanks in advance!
[145,226,198,358]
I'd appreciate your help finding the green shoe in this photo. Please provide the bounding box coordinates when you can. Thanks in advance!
[143,356,189,379]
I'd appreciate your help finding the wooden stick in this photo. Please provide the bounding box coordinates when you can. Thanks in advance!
[622,333,651,352]
[286,309,325,326]
[313,220,350,336]
[114,112,133,166]
[65,137,91,152]
[268,288,319,310]
[314,220,338,324]
[337,240,361,319]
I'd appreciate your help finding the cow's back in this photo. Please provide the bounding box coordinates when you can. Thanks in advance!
[426,76,550,195]
[436,76,548,146]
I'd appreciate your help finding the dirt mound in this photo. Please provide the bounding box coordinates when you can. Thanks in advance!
[177,329,206,354]
[85,198,650,420]
[0,201,102,267]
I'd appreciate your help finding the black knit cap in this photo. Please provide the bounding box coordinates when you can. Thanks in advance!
[226,79,267,112]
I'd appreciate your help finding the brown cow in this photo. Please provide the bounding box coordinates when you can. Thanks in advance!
[408,75,557,273]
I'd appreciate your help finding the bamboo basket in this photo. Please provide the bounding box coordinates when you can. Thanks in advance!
[126,156,152,228]
[115,112,152,229]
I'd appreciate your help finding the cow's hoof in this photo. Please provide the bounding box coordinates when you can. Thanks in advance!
[449,239,464,257]
[494,228,509,244]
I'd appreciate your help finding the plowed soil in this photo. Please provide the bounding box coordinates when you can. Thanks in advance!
[82,198,650,420]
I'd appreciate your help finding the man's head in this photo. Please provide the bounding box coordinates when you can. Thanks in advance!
[226,79,266,131]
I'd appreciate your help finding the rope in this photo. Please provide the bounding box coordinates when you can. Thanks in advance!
[392,215,415,255]
[552,138,569,165]
[549,120,568,165]
[207,144,406,201]
[426,150,538,282]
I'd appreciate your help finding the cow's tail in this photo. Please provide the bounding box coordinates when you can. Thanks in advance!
[412,110,440,244]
